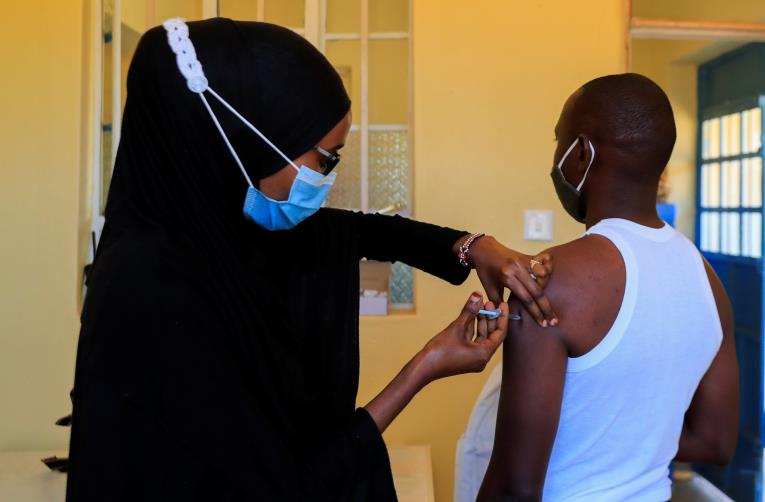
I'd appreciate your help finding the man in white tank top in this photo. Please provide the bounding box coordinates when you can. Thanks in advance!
[457,74,740,502]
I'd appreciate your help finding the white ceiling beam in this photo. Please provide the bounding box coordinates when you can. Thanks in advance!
[631,18,765,41]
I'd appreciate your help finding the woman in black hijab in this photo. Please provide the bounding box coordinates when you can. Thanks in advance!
[66,18,554,501]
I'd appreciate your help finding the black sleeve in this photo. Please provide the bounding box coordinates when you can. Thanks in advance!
[68,271,396,502]
[301,408,398,501]
[154,286,397,501]
[355,212,470,285]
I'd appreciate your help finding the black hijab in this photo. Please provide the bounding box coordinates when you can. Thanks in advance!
[108,17,354,403]
[68,18,398,501]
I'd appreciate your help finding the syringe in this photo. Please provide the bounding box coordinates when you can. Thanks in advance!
[478,308,522,321]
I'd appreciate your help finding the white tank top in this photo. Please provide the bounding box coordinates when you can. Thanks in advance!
[455,218,723,502]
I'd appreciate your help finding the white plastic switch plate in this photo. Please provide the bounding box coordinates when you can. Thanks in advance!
[524,210,554,241]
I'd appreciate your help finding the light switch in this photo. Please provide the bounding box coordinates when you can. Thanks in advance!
[524,210,553,241]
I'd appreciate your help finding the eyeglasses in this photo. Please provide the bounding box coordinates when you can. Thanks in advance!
[313,146,341,175]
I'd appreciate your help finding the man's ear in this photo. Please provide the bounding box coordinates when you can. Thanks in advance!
[576,134,594,175]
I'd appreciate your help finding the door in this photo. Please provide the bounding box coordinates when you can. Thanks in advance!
[695,43,765,502]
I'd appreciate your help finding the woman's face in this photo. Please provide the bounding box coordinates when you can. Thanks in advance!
[259,111,352,201]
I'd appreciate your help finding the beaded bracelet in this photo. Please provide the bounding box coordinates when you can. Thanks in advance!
[457,232,486,267]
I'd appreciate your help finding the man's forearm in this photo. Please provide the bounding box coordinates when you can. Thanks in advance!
[676,422,734,465]
[477,479,541,502]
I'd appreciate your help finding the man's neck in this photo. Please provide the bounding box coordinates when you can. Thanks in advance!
[584,181,663,230]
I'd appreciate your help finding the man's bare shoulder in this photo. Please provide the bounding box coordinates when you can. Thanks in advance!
[520,234,626,356]
[543,233,623,295]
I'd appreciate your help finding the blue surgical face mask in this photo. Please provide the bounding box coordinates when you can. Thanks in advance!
[163,17,337,231]
[244,167,337,231]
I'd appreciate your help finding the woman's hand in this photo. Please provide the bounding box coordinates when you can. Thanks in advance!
[417,293,510,384]
[363,293,509,432]
[462,235,556,327]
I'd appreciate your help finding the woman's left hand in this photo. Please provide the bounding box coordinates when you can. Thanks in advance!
[464,236,557,327]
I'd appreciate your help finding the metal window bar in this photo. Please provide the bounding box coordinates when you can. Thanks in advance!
[325,32,409,41]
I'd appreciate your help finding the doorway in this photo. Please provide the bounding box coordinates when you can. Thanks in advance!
[629,1,765,499]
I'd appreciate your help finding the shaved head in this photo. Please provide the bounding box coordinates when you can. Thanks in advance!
[561,73,676,178]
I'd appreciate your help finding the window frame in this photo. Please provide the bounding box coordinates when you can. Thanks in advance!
[90,0,116,254]
[261,0,414,217]
[695,95,765,264]
[91,0,218,255]
[247,0,416,309]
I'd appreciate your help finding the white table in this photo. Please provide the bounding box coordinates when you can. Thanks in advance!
[389,445,435,502]
[0,451,67,502]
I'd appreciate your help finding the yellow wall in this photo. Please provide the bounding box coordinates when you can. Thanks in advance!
[0,0,86,450]
[632,39,707,239]
[220,0,304,28]
[634,0,765,23]
[630,0,765,240]
[2,1,626,501]
[357,1,627,499]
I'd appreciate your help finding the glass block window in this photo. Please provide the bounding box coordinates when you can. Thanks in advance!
[390,261,413,306]
[323,0,413,310]
[326,129,361,209]
[218,0,414,310]
[323,0,413,309]
[699,106,763,259]
[369,129,409,212]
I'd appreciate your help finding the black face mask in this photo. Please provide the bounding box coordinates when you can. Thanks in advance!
[550,138,595,224]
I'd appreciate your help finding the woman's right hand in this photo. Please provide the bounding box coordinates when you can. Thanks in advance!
[417,293,510,384]
[364,293,509,432]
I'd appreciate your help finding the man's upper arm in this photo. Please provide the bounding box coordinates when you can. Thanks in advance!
[477,237,615,501]
[676,258,739,463]
[477,303,569,501]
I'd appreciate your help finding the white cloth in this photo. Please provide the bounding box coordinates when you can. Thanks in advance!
[454,364,502,502]
[455,218,723,502]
